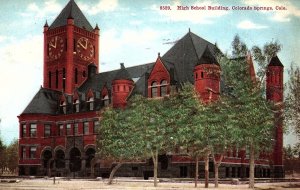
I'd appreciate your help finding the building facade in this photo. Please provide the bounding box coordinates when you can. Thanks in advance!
[18,0,284,178]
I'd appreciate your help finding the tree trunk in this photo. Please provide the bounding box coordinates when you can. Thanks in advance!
[214,164,219,188]
[195,156,199,188]
[213,154,223,188]
[204,152,209,188]
[152,149,159,187]
[249,145,255,189]
[107,162,123,185]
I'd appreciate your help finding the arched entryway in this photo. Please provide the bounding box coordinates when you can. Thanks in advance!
[42,150,52,168]
[85,148,95,168]
[55,149,65,169]
[69,147,81,172]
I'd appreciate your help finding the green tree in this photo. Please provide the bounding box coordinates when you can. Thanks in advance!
[5,139,19,174]
[0,137,7,175]
[127,95,178,187]
[97,107,145,184]
[285,64,300,137]
[221,55,275,189]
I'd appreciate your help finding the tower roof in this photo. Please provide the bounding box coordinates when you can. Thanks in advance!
[268,56,283,67]
[162,30,218,82]
[198,46,218,65]
[49,0,93,31]
[113,63,133,81]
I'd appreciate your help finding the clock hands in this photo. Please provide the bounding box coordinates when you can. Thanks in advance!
[49,36,57,48]
[78,38,87,50]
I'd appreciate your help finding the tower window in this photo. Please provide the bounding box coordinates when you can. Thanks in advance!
[75,68,78,84]
[151,81,158,98]
[48,71,52,88]
[94,121,100,134]
[30,124,37,137]
[22,124,26,138]
[201,72,204,78]
[73,39,76,52]
[56,70,59,88]
[63,68,66,91]
[83,71,86,77]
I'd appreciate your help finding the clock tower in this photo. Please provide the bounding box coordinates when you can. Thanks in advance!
[43,0,99,94]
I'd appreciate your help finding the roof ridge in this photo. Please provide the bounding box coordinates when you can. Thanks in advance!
[188,31,201,62]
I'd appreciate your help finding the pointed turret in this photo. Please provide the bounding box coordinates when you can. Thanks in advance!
[266,55,284,178]
[247,51,256,82]
[50,0,93,31]
[194,46,220,102]
[112,63,134,108]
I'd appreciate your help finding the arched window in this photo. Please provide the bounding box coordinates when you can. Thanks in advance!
[160,80,168,97]
[102,95,109,106]
[151,81,158,98]
[48,71,52,88]
[88,97,94,111]
[60,101,66,114]
[74,99,80,113]
[75,68,78,84]
[56,70,58,88]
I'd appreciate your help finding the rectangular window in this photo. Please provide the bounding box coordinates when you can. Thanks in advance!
[94,121,100,134]
[74,123,79,135]
[22,124,26,137]
[44,124,51,137]
[59,124,64,136]
[30,147,37,159]
[66,124,71,136]
[22,147,26,159]
[84,122,89,135]
[30,124,37,137]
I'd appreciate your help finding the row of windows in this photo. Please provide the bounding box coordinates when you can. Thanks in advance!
[150,80,168,98]
[48,69,86,89]
[21,146,36,159]
[21,121,100,138]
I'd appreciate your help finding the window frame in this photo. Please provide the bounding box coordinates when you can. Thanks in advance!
[84,122,89,135]
[30,146,37,159]
[44,124,51,137]
[151,81,158,98]
[66,124,72,136]
[30,124,37,137]
[22,124,27,138]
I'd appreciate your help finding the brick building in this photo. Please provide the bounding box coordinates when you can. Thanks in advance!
[18,0,284,178]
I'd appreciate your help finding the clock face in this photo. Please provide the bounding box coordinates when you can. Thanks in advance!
[48,36,64,60]
[77,37,94,61]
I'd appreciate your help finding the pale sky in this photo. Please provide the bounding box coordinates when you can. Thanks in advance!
[0,0,299,145]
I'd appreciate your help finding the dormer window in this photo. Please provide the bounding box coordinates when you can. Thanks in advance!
[160,80,168,97]
[60,101,66,114]
[102,95,109,106]
[88,97,94,110]
[74,99,80,113]
[151,81,158,98]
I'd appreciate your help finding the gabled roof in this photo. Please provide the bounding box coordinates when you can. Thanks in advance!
[50,0,93,31]
[79,62,154,92]
[113,63,133,81]
[198,46,218,65]
[269,56,283,67]
[22,88,61,115]
[162,31,217,83]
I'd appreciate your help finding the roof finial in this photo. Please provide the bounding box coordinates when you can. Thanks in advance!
[158,52,160,57]
[95,23,99,30]
[189,28,191,33]
[44,20,49,27]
